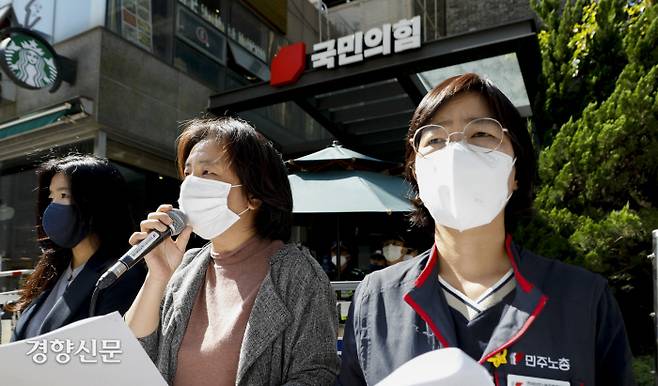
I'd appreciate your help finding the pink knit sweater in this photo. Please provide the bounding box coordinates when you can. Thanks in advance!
[173,236,284,386]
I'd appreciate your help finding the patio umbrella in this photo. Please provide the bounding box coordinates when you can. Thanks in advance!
[287,140,397,172]
[288,170,412,213]
[288,170,412,279]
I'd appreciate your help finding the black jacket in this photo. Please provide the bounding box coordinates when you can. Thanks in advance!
[337,235,635,386]
[11,247,146,341]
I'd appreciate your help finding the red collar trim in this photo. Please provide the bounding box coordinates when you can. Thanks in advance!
[414,244,438,287]
[479,294,549,365]
[403,293,450,347]
[414,235,533,293]
[505,234,533,293]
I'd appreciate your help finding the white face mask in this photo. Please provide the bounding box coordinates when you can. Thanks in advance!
[415,142,515,232]
[382,244,403,262]
[178,175,249,240]
[331,254,349,268]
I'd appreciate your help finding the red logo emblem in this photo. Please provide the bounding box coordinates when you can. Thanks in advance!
[270,42,306,87]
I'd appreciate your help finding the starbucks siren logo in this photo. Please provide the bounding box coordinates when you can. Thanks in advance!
[3,35,58,88]
[0,29,66,91]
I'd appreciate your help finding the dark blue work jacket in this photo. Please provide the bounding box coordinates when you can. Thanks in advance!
[337,235,635,386]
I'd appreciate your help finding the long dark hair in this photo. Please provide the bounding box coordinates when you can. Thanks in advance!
[404,73,537,232]
[7,155,134,312]
[176,117,293,241]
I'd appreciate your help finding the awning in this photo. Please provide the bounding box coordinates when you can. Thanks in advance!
[209,19,541,161]
[228,41,270,81]
[0,103,72,140]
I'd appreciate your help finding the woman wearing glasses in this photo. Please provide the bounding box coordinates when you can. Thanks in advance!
[337,73,634,385]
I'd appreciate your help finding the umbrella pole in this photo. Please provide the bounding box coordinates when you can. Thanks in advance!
[336,214,341,281]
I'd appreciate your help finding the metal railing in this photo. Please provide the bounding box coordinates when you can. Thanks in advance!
[330,281,360,291]
[0,269,32,344]
[0,290,21,306]
[0,301,19,344]
[331,281,360,323]
[0,269,32,304]
[330,281,361,356]
[0,278,364,345]
[0,269,33,279]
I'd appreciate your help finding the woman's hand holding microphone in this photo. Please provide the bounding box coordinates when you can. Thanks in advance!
[125,204,192,338]
[128,204,193,284]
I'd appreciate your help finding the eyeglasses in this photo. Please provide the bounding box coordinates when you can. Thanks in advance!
[410,117,509,157]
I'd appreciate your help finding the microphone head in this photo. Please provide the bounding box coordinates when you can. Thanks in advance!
[168,209,188,236]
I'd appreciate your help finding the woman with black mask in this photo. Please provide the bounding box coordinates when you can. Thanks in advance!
[7,154,147,340]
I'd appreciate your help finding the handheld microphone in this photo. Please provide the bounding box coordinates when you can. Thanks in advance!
[95,209,187,290]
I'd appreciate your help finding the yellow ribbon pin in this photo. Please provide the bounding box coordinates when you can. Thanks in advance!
[486,349,508,368]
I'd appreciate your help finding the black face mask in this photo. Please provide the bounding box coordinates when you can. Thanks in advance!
[42,203,88,248]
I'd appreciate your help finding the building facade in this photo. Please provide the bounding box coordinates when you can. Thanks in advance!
[0,0,538,288]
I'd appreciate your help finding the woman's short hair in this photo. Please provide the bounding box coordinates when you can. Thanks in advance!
[404,73,537,231]
[176,116,293,241]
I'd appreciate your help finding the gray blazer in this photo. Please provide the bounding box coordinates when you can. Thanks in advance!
[138,243,339,385]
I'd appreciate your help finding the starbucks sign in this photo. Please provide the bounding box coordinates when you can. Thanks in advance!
[0,28,63,91]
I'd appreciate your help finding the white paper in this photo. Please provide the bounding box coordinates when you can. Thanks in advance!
[0,312,167,386]
[376,347,494,386]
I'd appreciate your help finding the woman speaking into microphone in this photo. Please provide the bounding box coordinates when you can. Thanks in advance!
[125,117,339,386]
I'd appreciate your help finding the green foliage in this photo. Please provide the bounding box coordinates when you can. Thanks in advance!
[537,64,658,212]
[530,0,631,143]
[633,355,656,386]
[522,0,658,355]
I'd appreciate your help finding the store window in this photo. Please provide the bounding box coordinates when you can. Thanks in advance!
[111,161,180,222]
[0,168,39,277]
[176,5,227,65]
[227,1,269,62]
[107,0,289,90]
[106,0,175,62]
[174,38,226,90]
[177,0,226,32]
[227,0,289,64]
